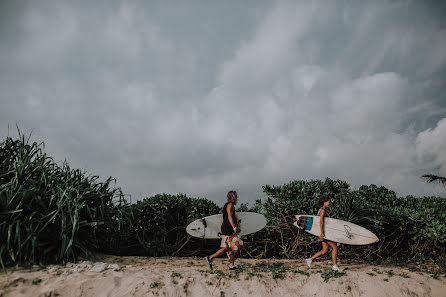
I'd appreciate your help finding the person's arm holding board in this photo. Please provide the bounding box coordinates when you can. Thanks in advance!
[319,208,325,239]
[227,202,240,234]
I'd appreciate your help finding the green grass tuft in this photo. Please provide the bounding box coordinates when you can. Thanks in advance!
[321,269,346,282]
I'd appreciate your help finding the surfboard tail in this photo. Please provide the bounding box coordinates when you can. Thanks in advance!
[294,215,313,231]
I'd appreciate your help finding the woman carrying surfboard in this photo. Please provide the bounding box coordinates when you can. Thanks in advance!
[205,190,240,270]
[306,195,342,271]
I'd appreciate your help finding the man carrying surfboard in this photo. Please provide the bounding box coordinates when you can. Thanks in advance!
[306,195,342,271]
[205,190,240,270]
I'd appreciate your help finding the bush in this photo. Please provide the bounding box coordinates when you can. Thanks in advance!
[250,178,446,262]
[1,132,444,266]
[128,193,220,256]
[0,133,123,267]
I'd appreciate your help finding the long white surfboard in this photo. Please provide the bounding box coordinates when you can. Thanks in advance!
[186,212,266,239]
[294,215,379,245]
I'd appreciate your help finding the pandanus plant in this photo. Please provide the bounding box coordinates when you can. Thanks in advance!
[0,129,124,268]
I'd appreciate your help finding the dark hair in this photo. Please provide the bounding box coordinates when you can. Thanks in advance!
[318,195,330,208]
[227,190,238,204]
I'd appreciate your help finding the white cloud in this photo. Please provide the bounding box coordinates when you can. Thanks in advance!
[416,118,446,175]
[292,65,325,96]
[1,0,445,202]
[218,1,322,90]
[104,3,173,60]
[330,72,408,139]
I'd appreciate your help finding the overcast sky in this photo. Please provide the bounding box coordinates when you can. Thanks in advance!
[1,0,446,205]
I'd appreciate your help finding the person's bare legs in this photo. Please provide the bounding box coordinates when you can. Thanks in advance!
[311,241,328,261]
[209,247,230,261]
[229,251,235,267]
[306,241,328,268]
[326,241,338,265]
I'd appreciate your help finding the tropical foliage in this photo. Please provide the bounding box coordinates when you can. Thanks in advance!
[1,133,445,268]
[127,193,220,256]
[245,179,446,262]
[422,174,446,186]
[0,132,125,267]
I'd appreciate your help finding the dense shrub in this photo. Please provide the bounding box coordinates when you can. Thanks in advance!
[1,133,445,267]
[0,134,124,267]
[250,179,446,262]
[127,193,220,256]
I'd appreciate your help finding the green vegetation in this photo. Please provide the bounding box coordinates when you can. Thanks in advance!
[171,272,182,278]
[149,282,161,288]
[399,272,410,278]
[1,133,445,269]
[209,269,226,277]
[245,271,263,279]
[321,269,346,282]
[170,271,181,284]
[373,268,383,274]
[251,262,287,279]
[0,133,218,268]
[292,269,310,276]
[257,179,446,262]
[32,277,41,285]
[129,193,219,257]
[0,132,126,267]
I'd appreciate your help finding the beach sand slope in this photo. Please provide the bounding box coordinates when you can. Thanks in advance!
[0,257,444,297]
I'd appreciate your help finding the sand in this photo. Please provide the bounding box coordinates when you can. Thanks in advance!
[0,256,445,297]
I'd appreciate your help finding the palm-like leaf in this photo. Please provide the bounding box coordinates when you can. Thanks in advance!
[422,174,446,186]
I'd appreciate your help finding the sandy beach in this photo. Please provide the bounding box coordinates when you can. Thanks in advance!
[0,256,445,297]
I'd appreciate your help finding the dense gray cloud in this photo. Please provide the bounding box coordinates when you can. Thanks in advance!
[1,0,445,205]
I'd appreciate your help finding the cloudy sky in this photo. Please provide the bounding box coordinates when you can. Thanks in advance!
[1,0,446,205]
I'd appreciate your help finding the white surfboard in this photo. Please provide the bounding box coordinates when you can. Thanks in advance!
[294,215,379,245]
[186,212,266,239]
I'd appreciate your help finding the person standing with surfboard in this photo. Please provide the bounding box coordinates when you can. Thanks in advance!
[306,195,342,271]
[205,190,240,270]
